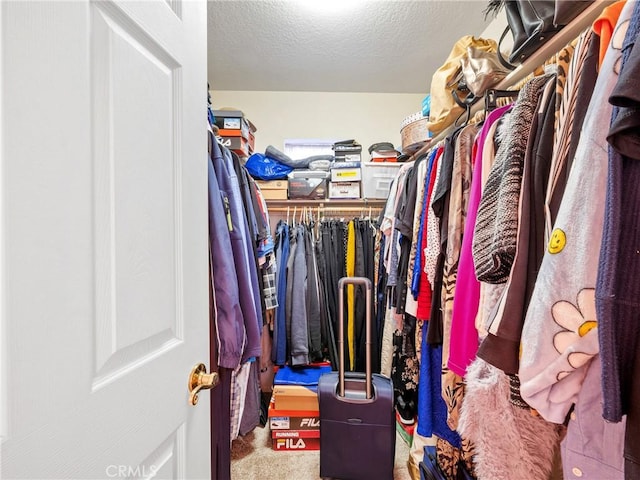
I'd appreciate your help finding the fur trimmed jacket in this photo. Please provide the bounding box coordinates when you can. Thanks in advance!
[458,358,564,480]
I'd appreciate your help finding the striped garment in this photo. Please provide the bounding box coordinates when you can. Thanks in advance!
[472,74,554,284]
[545,30,595,242]
[553,42,577,134]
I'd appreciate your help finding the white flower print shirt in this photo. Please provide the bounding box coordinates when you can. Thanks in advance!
[552,288,598,381]
[518,46,614,422]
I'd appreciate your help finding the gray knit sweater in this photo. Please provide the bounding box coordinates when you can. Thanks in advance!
[472,74,554,284]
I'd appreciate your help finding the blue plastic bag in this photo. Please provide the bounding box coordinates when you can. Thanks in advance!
[245,153,293,180]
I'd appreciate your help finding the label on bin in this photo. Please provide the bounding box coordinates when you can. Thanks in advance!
[223,118,241,129]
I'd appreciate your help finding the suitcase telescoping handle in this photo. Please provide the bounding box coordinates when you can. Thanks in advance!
[337,276,373,399]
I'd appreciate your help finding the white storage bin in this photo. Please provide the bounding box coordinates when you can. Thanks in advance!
[361,162,403,199]
[328,181,361,199]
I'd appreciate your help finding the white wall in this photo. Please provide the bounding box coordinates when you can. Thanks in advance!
[210,90,425,157]
[480,9,512,55]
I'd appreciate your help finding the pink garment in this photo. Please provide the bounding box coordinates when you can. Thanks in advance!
[447,104,512,376]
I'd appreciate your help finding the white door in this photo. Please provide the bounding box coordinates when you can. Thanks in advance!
[0,0,211,478]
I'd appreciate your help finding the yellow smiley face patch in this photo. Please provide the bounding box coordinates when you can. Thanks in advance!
[548,228,567,254]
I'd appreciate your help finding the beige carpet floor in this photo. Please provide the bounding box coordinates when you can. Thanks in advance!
[231,424,412,479]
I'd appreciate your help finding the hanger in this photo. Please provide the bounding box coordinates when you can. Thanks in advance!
[485,88,519,115]
[286,206,290,225]
[457,101,474,127]
[292,206,297,228]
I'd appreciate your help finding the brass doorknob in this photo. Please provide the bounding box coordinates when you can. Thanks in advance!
[188,363,219,406]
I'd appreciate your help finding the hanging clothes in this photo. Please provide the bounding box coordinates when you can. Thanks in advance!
[308,217,382,373]
[405,153,430,316]
[208,138,245,370]
[316,228,339,367]
[596,3,640,477]
[477,74,557,375]
[472,74,554,286]
[415,148,441,322]
[394,164,419,315]
[305,225,323,362]
[441,124,478,367]
[210,139,262,363]
[354,218,379,373]
[444,103,509,375]
[272,221,290,366]
[517,7,631,422]
[546,29,599,239]
[346,220,356,370]
[290,224,310,366]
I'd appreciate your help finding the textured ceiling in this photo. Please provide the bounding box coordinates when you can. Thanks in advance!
[207,1,492,94]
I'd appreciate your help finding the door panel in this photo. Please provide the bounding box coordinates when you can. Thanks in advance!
[0,1,209,478]
[92,1,183,387]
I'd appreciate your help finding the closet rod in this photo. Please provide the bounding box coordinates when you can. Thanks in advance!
[407,0,614,158]
[267,206,383,213]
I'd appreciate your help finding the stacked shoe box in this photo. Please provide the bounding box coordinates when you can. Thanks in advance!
[268,365,330,451]
[212,109,256,158]
[255,179,288,200]
[287,170,330,200]
[329,140,362,199]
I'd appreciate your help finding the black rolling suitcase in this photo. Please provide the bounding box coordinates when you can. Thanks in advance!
[318,277,395,480]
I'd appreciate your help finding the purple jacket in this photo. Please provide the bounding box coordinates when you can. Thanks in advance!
[208,143,244,369]
[210,138,262,366]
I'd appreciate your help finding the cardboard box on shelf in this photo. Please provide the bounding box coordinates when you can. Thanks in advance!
[213,109,257,153]
[335,152,361,162]
[255,180,288,200]
[217,128,249,139]
[219,136,252,157]
[271,436,321,451]
[273,385,319,412]
[328,181,361,199]
[271,429,321,439]
[333,141,362,163]
[269,414,321,431]
[288,178,327,200]
[288,170,329,200]
[268,399,320,431]
[248,130,255,152]
[217,128,256,153]
[333,143,362,153]
[370,150,399,163]
[271,428,321,451]
[330,167,362,183]
[212,109,256,134]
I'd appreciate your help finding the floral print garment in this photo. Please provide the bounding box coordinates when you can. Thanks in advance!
[552,288,598,381]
